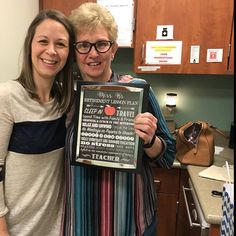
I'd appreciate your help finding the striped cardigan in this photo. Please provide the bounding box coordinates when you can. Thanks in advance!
[64,74,176,236]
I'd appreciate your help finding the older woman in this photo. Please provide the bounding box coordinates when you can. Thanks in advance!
[65,3,175,236]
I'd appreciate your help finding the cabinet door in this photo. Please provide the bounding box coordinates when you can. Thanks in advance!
[39,0,96,16]
[156,193,178,236]
[153,168,180,236]
[134,0,234,74]
[176,169,204,236]
[153,168,180,194]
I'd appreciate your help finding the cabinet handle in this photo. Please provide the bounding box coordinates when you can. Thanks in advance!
[192,209,198,222]
[182,186,201,228]
[154,179,161,192]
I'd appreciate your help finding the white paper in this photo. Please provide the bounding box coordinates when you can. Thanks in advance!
[215,146,224,155]
[145,41,182,65]
[138,66,160,71]
[190,45,200,63]
[199,165,234,183]
[97,0,134,47]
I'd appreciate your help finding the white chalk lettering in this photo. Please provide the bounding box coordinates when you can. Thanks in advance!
[91,154,119,161]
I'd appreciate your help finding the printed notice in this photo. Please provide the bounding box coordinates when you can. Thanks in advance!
[206,49,223,62]
[97,0,134,46]
[72,81,149,172]
[145,41,182,65]
[190,45,200,63]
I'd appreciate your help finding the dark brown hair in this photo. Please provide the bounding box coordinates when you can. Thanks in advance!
[17,9,76,113]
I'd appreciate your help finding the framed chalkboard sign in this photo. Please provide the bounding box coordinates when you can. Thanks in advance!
[71,81,149,172]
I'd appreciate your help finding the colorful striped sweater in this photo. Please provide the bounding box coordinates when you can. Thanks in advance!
[64,74,176,236]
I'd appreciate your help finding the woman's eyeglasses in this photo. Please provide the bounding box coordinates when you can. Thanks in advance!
[74,40,113,54]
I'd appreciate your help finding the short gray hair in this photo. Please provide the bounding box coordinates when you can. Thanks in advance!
[69,2,118,42]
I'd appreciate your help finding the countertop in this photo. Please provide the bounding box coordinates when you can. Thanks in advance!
[187,147,234,225]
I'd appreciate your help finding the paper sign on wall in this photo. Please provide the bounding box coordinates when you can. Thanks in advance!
[156,25,174,40]
[190,45,200,63]
[145,41,182,65]
[206,49,223,62]
[97,0,134,47]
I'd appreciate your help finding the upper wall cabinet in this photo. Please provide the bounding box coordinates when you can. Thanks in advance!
[39,0,96,16]
[133,0,234,74]
[39,0,135,47]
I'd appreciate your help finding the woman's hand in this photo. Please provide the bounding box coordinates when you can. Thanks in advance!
[134,112,157,145]
[118,75,133,83]
[134,112,164,159]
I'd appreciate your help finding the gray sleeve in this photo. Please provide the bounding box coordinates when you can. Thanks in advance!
[0,83,13,216]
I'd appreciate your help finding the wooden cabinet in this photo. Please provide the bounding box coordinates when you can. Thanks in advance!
[40,0,234,74]
[134,0,234,74]
[153,167,214,236]
[39,0,95,16]
[152,167,181,236]
[152,167,218,236]
[175,169,202,236]
[39,0,135,47]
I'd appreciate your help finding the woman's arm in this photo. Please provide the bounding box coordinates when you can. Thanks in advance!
[130,79,176,168]
[0,83,13,233]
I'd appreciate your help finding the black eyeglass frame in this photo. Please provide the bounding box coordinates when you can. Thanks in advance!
[74,40,114,54]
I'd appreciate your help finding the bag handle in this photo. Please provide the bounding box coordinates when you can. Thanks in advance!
[173,121,193,136]
[209,125,230,139]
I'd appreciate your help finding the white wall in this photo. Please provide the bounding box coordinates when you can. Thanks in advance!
[0,0,39,82]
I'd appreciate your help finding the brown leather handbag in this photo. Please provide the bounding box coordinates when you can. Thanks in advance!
[174,121,225,166]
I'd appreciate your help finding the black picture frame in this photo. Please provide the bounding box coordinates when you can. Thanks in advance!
[71,81,149,173]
